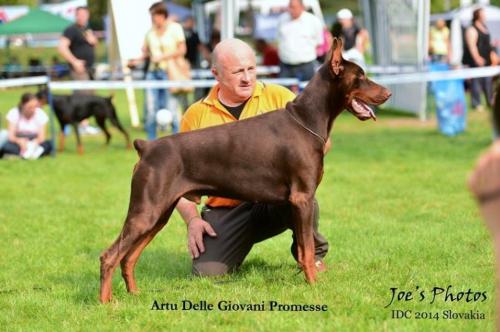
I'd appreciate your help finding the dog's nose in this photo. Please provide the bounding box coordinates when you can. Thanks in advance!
[384,90,392,99]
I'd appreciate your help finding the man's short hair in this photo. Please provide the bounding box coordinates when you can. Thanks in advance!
[76,6,88,12]
[149,2,169,18]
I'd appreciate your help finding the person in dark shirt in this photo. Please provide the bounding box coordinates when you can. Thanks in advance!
[58,6,97,81]
[57,6,99,134]
[463,8,497,112]
[183,16,202,69]
[331,8,369,67]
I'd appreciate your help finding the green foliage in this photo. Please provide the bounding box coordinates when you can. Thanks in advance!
[0,0,37,6]
[0,88,495,331]
[0,42,107,68]
[87,0,107,30]
[431,0,461,14]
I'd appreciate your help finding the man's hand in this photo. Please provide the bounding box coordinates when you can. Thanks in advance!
[187,217,217,259]
[468,141,500,234]
[84,30,98,46]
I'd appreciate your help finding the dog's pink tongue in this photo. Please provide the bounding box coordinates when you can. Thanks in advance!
[368,106,376,121]
[353,99,377,121]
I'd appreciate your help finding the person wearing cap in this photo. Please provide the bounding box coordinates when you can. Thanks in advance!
[331,8,369,67]
[277,0,323,82]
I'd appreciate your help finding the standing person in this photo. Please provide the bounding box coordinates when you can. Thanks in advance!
[331,8,369,68]
[58,6,99,135]
[277,0,323,82]
[463,7,496,112]
[429,19,451,64]
[255,38,280,67]
[131,2,186,140]
[183,16,202,70]
[176,38,330,277]
[58,6,96,81]
[0,93,52,159]
[183,16,205,102]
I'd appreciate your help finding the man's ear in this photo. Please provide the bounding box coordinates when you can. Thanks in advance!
[330,37,344,76]
[211,67,218,78]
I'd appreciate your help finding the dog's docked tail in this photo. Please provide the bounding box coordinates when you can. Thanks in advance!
[133,139,148,157]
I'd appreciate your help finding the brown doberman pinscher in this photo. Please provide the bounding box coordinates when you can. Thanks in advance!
[99,38,391,303]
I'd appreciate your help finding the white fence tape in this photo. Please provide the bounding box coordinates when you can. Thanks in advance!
[0,76,49,89]
[0,66,498,90]
[372,66,500,85]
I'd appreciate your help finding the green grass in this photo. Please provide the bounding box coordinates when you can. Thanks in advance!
[0,88,496,331]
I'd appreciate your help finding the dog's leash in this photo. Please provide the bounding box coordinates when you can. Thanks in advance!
[286,110,327,146]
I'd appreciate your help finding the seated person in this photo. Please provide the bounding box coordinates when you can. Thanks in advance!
[0,92,52,159]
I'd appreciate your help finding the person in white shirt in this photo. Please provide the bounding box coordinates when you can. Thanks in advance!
[277,0,323,82]
[0,93,52,159]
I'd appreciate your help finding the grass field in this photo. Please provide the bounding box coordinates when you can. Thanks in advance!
[0,87,496,331]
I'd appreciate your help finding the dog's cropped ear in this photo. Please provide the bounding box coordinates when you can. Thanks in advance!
[330,37,344,76]
[133,139,148,158]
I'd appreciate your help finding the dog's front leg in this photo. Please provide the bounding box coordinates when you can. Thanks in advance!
[289,193,316,283]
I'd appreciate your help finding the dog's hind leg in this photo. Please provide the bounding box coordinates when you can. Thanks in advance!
[289,192,317,284]
[95,116,111,145]
[120,202,179,294]
[99,208,164,303]
[109,116,131,149]
[100,161,182,303]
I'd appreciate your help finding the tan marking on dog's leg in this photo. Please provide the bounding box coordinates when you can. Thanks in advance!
[120,213,170,294]
[289,192,317,284]
[77,144,84,155]
[100,212,162,303]
[58,132,65,152]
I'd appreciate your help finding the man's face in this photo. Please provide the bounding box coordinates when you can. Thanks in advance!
[288,0,304,20]
[75,8,89,27]
[213,50,257,103]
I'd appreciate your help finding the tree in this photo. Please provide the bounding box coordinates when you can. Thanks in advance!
[87,0,107,30]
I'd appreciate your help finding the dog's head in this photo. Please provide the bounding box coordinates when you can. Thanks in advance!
[327,38,391,121]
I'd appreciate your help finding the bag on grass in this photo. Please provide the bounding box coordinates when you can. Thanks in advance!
[429,63,467,136]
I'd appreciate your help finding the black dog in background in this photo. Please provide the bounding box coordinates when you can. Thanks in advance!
[37,89,130,154]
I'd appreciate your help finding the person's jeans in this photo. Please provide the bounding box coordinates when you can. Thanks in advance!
[470,76,493,109]
[279,60,317,81]
[144,70,178,140]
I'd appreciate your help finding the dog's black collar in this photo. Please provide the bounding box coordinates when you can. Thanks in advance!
[286,109,326,146]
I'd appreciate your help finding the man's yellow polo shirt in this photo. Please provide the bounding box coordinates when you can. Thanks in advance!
[181,81,296,208]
